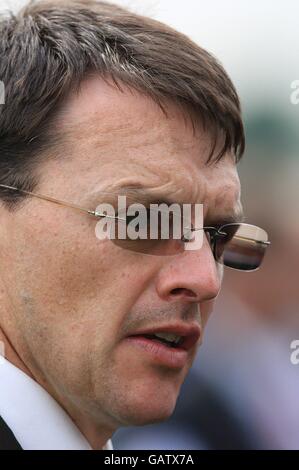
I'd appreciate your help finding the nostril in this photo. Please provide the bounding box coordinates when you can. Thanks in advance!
[170,288,197,298]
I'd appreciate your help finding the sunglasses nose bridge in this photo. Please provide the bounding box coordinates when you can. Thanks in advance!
[200,228,218,263]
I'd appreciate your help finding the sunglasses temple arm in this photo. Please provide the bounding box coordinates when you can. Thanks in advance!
[0,184,127,221]
[0,184,96,216]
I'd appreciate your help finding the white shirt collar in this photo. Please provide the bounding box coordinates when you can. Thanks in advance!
[0,357,113,450]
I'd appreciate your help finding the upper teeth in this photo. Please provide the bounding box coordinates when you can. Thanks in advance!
[154,332,182,344]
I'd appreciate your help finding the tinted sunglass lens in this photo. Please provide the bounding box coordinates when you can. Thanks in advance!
[109,207,187,256]
[215,224,269,271]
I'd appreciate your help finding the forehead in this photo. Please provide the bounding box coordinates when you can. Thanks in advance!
[55,76,241,215]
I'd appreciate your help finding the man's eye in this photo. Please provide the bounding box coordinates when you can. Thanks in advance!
[115,208,149,224]
[124,214,143,226]
[114,209,150,239]
[127,209,150,227]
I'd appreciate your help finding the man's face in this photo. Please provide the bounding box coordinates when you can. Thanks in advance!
[0,77,241,430]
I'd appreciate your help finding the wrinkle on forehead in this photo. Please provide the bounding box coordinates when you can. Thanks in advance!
[82,136,240,214]
[92,156,240,223]
[52,76,241,217]
[57,76,217,162]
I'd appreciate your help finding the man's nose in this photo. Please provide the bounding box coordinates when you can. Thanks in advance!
[155,238,222,303]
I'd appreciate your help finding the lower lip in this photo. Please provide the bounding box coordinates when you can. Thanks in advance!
[124,336,189,369]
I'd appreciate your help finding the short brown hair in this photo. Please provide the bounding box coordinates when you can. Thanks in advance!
[0,0,245,208]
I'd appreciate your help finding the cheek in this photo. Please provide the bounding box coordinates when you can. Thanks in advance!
[200,299,216,330]
[13,214,157,349]
[14,213,144,310]
[11,218,158,394]
[200,264,223,328]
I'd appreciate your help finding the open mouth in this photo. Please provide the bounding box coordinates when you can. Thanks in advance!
[124,325,201,369]
[141,332,183,349]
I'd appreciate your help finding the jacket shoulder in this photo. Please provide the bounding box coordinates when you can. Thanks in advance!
[0,416,22,450]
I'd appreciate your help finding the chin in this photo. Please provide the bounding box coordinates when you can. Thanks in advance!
[120,405,175,427]
[113,390,178,427]
[98,362,185,427]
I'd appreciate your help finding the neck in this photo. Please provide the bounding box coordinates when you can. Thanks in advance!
[0,326,34,379]
[0,326,114,450]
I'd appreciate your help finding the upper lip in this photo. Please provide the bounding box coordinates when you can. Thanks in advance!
[127,323,201,351]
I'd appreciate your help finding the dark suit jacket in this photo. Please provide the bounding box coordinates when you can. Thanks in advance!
[0,416,22,450]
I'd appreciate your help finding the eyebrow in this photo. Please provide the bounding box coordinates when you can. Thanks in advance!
[95,184,245,226]
[92,185,176,206]
[116,186,174,205]
[205,209,245,228]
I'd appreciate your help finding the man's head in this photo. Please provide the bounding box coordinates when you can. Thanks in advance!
[0,0,244,440]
